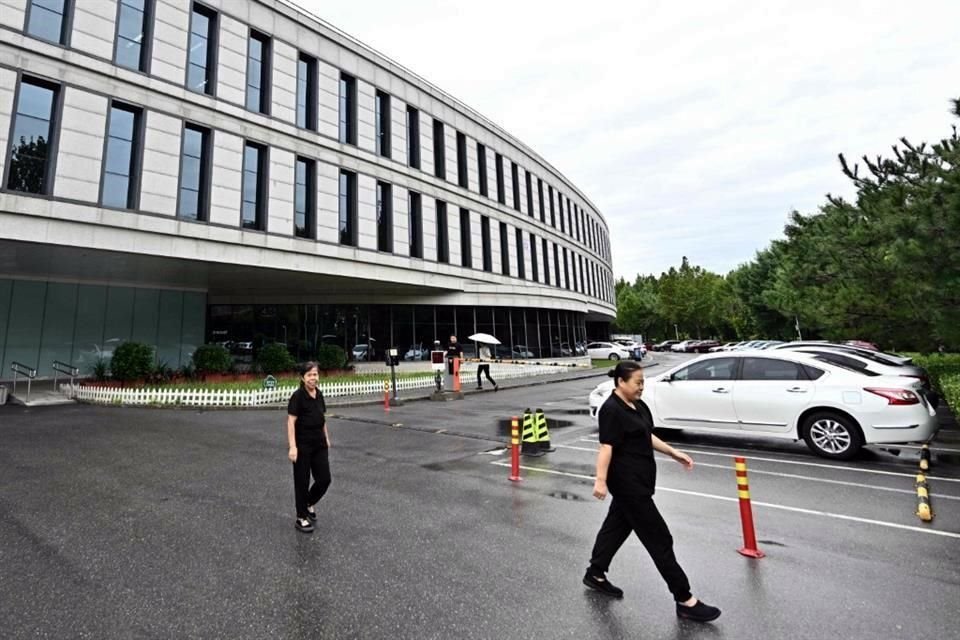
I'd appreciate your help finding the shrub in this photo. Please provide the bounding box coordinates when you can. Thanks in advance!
[91,357,109,381]
[256,343,296,374]
[192,344,233,375]
[110,342,154,382]
[316,344,348,371]
[942,374,960,414]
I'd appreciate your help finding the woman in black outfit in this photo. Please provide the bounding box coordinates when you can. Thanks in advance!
[583,360,721,623]
[286,362,331,533]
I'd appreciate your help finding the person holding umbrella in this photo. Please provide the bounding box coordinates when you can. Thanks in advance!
[468,333,501,391]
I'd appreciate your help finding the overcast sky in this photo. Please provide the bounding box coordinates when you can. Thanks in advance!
[294,0,960,280]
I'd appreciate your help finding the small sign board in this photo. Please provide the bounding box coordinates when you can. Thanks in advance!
[262,374,277,389]
[430,350,446,371]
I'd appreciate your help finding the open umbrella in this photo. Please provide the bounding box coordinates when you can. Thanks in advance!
[468,333,501,345]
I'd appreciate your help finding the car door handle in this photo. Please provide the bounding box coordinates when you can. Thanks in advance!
[786,387,808,393]
[712,387,729,394]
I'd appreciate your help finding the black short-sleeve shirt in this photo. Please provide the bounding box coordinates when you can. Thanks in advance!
[287,387,327,446]
[446,343,463,359]
[598,393,657,497]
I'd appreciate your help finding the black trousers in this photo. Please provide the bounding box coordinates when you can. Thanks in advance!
[477,364,496,387]
[589,495,692,602]
[292,439,331,519]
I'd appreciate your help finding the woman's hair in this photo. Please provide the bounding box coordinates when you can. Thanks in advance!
[608,360,643,386]
[299,361,319,387]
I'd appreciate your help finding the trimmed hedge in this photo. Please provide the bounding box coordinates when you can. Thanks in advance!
[256,343,296,374]
[316,344,348,370]
[192,344,233,374]
[110,342,155,382]
[912,353,960,414]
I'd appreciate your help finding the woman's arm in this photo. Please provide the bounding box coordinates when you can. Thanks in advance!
[593,444,613,499]
[287,414,297,462]
[652,433,693,469]
[323,423,331,448]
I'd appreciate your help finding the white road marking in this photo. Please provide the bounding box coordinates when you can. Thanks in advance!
[490,461,960,539]
[574,438,960,483]
[552,445,960,499]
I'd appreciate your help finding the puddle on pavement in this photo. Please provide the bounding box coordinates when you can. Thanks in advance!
[495,416,575,436]
[758,540,787,547]
[935,453,960,465]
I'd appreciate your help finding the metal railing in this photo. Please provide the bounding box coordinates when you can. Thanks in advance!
[52,360,79,394]
[11,361,37,403]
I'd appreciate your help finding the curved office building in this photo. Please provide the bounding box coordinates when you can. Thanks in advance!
[0,0,615,376]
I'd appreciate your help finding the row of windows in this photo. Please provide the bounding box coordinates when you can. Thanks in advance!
[3,76,616,304]
[19,0,612,264]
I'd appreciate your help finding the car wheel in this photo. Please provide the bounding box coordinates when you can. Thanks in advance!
[802,411,863,460]
[609,353,620,361]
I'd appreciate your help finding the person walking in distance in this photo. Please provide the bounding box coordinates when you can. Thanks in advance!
[583,360,721,623]
[287,362,331,533]
[476,343,499,391]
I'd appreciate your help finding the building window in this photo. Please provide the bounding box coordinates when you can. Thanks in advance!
[495,153,505,204]
[542,238,550,285]
[187,3,216,95]
[115,0,152,72]
[477,142,488,197]
[178,124,210,220]
[406,106,420,169]
[436,200,449,263]
[6,78,59,195]
[408,191,423,258]
[481,215,492,272]
[511,162,521,211]
[339,73,356,145]
[537,178,545,223]
[296,53,317,130]
[294,157,315,239]
[562,248,571,290]
[459,208,471,268]
[377,181,393,252]
[241,142,267,230]
[338,169,357,246]
[245,30,271,114]
[557,192,565,233]
[530,233,538,282]
[548,185,555,227]
[102,103,142,209]
[26,0,70,45]
[579,254,585,294]
[375,90,391,158]
[553,244,561,287]
[515,228,525,279]
[432,119,445,179]
[499,221,509,276]
[456,131,468,188]
[525,171,534,218]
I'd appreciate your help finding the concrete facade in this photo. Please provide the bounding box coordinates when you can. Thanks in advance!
[0,0,615,377]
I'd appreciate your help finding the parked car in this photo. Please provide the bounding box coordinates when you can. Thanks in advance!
[671,340,697,352]
[404,344,428,361]
[691,340,721,353]
[777,346,931,392]
[653,340,679,352]
[587,350,939,460]
[770,342,912,366]
[845,340,879,351]
[352,343,375,361]
[585,341,634,361]
[512,345,535,359]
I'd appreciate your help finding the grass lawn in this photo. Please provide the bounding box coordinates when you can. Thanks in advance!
[144,371,434,391]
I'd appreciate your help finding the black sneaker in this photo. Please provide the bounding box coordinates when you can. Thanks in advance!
[494,384,499,392]
[306,505,317,522]
[295,518,314,533]
[676,600,721,622]
[582,571,624,598]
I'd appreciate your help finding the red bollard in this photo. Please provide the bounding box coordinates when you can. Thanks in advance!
[453,357,461,393]
[734,457,765,558]
[383,382,390,412]
[509,416,521,482]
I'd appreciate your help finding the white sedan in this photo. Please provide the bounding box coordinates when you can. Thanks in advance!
[585,341,634,360]
[587,351,939,460]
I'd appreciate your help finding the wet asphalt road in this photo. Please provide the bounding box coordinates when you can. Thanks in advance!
[1,354,959,639]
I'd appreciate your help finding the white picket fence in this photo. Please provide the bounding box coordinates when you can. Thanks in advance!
[62,362,573,407]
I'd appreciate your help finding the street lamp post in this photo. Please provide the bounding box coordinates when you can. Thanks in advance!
[674,324,680,340]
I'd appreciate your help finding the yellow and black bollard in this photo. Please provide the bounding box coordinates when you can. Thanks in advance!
[533,408,555,453]
[916,473,934,522]
[521,408,544,457]
[920,444,931,471]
